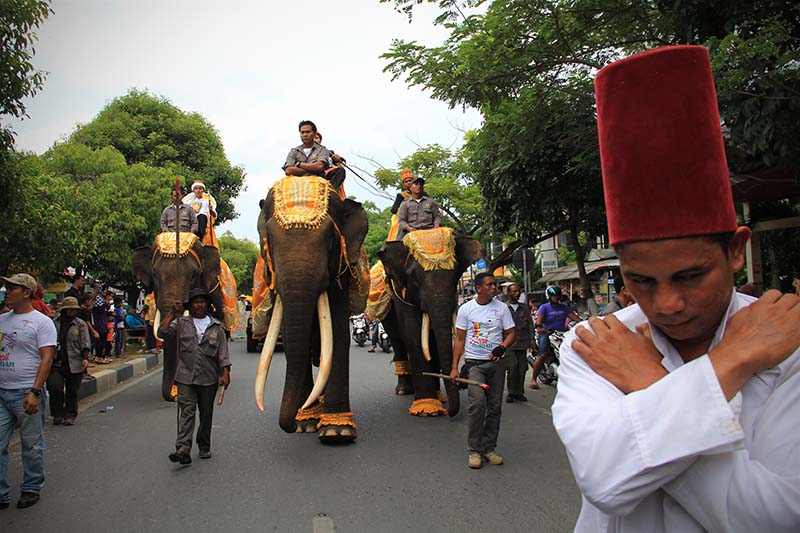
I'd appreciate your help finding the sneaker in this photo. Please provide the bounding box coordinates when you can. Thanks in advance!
[515,394,528,402]
[505,395,514,403]
[17,492,39,508]
[62,418,75,426]
[468,452,482,469]
[199,450,212,459]
[483,450,504,465]
[53,417,63,426]
[168,452,192,465]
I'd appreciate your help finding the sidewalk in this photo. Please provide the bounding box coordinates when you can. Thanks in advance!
[79,345,162,400]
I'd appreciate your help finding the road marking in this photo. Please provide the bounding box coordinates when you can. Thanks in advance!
[313,513,335,532]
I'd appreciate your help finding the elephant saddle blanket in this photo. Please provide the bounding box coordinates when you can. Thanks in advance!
[365,260,391,321]
[218,258,239,332]
[155,232,199,258]
[250,254,272,339]
[402,227,456,271]
[273,175,333,230]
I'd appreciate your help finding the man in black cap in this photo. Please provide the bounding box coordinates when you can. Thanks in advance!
[397,175,441,240]
[158,288,231,465]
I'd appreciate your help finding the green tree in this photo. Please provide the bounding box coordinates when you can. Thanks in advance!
[0,0,52,152]
[69,89,246,222]
[218,231,260,294]
[361,200,394,264]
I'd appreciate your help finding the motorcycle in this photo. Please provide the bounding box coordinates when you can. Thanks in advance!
[527,329,566,386]
[377,321,392,353]
[350,314,368,347]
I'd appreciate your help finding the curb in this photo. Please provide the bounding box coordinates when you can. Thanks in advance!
[78,352,163,400]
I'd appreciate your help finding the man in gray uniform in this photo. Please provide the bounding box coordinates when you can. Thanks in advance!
[397,176,441,239]
[159,288,231,465]
[282,120,331,177]
[160,189,198,234]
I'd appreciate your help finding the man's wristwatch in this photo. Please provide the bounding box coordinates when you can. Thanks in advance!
[26,387,41,396]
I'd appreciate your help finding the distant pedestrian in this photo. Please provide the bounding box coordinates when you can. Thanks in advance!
[159,288,231,465]
[112,296,125,357]
[450,273,515,469]
[504,283,535,403]
[64,274,84,301]
[0,273,56,509]
[46,297,90,426]
[91,288,111,364]
[601,277,636,316]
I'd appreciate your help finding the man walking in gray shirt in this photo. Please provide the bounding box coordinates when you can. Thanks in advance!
[159,288,231,465]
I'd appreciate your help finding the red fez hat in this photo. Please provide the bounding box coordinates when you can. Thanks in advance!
[596,45,737,246]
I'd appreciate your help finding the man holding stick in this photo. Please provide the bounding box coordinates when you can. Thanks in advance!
[450,272,515,469]
[159,288,231,465]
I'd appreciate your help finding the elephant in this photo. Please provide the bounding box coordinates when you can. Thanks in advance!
[254,175,368,443]
[131,236,223,401]
[378,231,481,417]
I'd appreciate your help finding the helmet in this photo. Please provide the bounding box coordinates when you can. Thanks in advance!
[546,286,562,300]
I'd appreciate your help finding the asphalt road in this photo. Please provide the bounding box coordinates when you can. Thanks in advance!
[2,340,581,533]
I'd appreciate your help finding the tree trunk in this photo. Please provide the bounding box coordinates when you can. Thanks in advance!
[569,218,599,317]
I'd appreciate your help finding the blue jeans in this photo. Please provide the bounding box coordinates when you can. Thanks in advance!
[537,332,551,356]
[114,328,124,356]
[0,388,46,502]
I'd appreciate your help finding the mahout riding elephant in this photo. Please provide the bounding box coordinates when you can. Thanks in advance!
[254,175,368,443]
[131,235,223,401]
[378,229,481,417]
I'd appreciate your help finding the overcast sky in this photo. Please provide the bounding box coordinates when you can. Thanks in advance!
[10,0,481,242]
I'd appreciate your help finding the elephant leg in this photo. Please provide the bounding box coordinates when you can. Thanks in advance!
[384,306,414,395]
[318,285,357,444]
[393,301,445,416]
[295,363,320,433]
[161,337,178,402]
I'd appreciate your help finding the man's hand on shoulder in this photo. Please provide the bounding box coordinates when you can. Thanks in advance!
[710,289,800,399]
[572,315,666,394]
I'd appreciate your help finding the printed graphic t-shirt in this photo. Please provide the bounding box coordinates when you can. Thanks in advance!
[0,309,57,389]
[456,298,514,361]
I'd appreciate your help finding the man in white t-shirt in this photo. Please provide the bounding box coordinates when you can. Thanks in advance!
[0,273,56,509]
[451,272,515,469]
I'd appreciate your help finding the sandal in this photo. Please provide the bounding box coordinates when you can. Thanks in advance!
[528,381,540,390]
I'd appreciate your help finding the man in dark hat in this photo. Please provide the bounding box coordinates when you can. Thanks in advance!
[552,46,800,531]
[46,296,90,426]
[158,288,231,465]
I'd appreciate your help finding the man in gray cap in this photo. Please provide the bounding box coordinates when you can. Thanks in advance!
[159,288,231,465]
[46,297,90,426]
[0,273,56,509]
[397,176,441,239]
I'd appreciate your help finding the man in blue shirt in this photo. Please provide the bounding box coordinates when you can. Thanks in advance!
[529,286,579,389]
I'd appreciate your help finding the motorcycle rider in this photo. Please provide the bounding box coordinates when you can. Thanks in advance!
[529,286,579,390]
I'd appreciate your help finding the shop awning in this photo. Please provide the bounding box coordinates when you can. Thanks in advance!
[537,258,620,283]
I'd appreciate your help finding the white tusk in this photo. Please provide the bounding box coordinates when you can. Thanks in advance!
[154,309,163,342]
[254,296,283,412]
[421,312,431,362]
[301,293,333,409]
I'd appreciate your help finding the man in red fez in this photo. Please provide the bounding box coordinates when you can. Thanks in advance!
[552,46,800,532]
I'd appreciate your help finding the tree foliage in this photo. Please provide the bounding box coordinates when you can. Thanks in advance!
[0,0,52,151]
[70,89,246,222]
[361,200,394,264]
[218,231,259,294]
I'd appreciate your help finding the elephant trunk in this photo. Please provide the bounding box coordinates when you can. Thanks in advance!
[277,289,320,433]
[430,306,460,417]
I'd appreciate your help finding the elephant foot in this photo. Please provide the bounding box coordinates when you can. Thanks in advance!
[408,398,447,417]
[295,401,324,432]
[317,412,357,444]
[394,375,414,396]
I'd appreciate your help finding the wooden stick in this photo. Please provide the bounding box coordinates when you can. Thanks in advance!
[420,372,489,390]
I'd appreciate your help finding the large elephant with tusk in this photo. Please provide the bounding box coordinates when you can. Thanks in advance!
[378,228,481,417]
[131,233,224,401]
[254,175,368,443]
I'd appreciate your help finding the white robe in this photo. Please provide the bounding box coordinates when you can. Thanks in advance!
[552,290,800,532]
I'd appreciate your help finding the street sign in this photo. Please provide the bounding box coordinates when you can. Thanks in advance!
[541,249,558,274]
[475,258,487,270]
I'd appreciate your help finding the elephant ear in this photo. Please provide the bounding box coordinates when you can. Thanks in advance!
[342,198,368,266]
[378,241,410,292]
[131,245,154,292]
[455,236,482,276]
[201,245,221,292]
